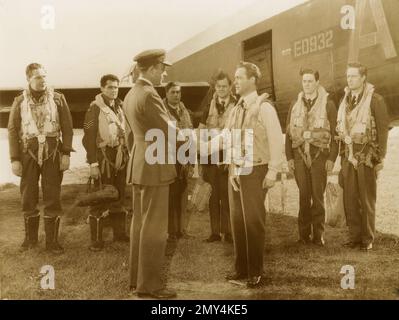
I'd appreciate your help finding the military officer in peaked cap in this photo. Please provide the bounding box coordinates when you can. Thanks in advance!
[123,49,179,299]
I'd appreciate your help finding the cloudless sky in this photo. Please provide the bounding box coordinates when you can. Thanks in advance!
[0,0,305,88]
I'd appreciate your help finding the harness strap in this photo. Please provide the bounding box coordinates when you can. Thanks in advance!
[100,147,127,179]
[297,145,322,169]
[27,139,59,166]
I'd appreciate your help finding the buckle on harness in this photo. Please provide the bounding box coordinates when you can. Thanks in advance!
[37,134,46,144]
[344,136,352,145]
[303,131,311,140]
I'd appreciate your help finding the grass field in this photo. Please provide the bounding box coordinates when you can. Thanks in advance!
[1,178,398,300]
[1,129,399,300]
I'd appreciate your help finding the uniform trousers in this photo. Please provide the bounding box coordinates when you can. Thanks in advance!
[129,184,169,293]
[228,165,268,277]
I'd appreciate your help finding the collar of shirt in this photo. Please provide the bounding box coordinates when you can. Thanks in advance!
[302,93,318,108]
[168,102,180,112]
[28,87,47,104]
[102,94,116,108]
[239,90,258,109]
[349,85,365,103]
[352,92,362,104]
[137,76,153,87]
[346,92,362,110]
[218,96,230,106]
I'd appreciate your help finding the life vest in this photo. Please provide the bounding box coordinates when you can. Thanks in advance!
[94,94,126,148]
[20,88,60,166]
[289,85,331,150]
[205,94,235,130]
[225,93,272,169]
[93,94,127,175]
[163,99,193,129]
[336,82,377,168]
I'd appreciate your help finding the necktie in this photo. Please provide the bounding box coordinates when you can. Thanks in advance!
[235,100,247,160]
[216,100,226,115]
[238,100,246,128]
[221,100,226,111]
[302,99,312,168]
[351,95,357,107]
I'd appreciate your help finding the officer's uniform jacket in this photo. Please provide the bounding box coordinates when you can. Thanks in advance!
[123,78,177,186]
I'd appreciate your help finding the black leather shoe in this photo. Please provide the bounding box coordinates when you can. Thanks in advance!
[113,234,130,242]
[129,285,136,292]
[343,241,361,249]
[20,239,37,251]
[167,234,178,243]
[205,234,221,243]
[137,289,177,299]
[313,238,325,246]
[46,241,64,254]
[360,243,373,251]
[89,241,104,252]
[177,231,193,239]
[224,234,233,243]
[297,238,311,245]
[246,276,262,288]
[225,272,247,281]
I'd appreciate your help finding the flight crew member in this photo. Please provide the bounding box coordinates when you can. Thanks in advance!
[124,49,177,299]
[199,62,284,288]
[8,63,74,254]
[285,69,338,246]
[198,70,236,243]
[336,62,389,251]
[82,74,130,251]
[163,81,193,242]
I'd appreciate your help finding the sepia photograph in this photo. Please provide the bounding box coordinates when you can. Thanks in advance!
[0,0,398,307]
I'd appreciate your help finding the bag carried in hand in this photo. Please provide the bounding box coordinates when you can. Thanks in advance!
[325,175,346,227]
[190,179,212,212]
[75,177,119,207]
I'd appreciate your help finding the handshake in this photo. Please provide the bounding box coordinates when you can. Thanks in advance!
[177,128,211,156]
[192,128,223,156]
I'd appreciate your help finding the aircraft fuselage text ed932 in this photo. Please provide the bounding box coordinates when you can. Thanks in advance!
[166,0,399,129]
